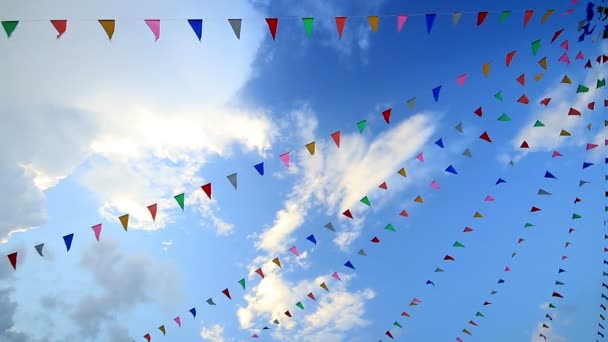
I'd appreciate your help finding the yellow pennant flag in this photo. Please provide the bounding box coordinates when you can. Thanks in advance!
[559,129,571,136]
[541,10,555,24]
[368,16,379,32]
[118,214,129,231]
[159,325,166,335]
[305,142,316,155]
[534,73,544,82]
[414,195,423,203]
[473,211,483,218]
[98,19,115,40]
[320,282,329,291]
[538,56,547,70]
[397,168,407,177]
[482,62,491,78]
[406,97,416,111]
[272,257,282,268]
[561,75,571,84]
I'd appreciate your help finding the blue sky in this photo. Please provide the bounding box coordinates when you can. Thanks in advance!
[0,0,607,341]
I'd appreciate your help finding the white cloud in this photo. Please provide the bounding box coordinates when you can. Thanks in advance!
[0,0,274,241]
[200,323,226,342]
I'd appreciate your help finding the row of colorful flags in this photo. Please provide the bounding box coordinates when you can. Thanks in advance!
[597,102,608,340]
[0,8,575,41]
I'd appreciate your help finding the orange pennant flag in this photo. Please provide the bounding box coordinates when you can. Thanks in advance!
[368,16,379,32]
[482,62,491,78]
[118,214,129,231]
[305,142,316,155]
[98,19,115,40]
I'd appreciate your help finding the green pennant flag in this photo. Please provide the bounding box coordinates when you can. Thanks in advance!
[174,193,185,210]
[360,196,371,206]
[499,11,512,23]
[453,241,465,248]
[302,17,314,38]
[533,120,545,127]
[497,113,511,122]
[2,21,18,38]
[577,84,590,93]
[238,278,246,290]
[296,301,304,310]
[494,91,503,101]
[598,78,606,88]
[572,213,582,219]
[549,303,556,308]
[393,321,403,328]
[476,311,485,317]
[385,224,396,232]
[357,120,367,133]
[531,40,541,56]
[524,222,534,227]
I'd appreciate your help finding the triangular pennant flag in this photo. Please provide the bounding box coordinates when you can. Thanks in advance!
[324,222,335,232]
[476,311,485,317]
[430,180,440,190]
[331,131,341,147]
[63,233,74,252]
[98,20,115,40]
[358,249,367,256]
[455,122,463,132]
[545,171,557,179]
[255,268,265,279]
[416,153,424,162]
[479,131,492,142]
[320,282,329,291]
[272,257,281,268]
[435,267,444,272]
[206,298,216,305]
[51,20,68,39]
[445,165,458,174]
[585,60,593,68]
[561,75,572,84]
[227,173,238,190]
[397,168,407,177]
[174,193,185,210]
[577,84,590,93]
[118,214,129,231]
[302,17,314,38]
[222,288,232,300]
[541,9,555,24]
[540,97,551,106]
[307,292,316,301]
[567,107,580,116]
[426,14,436,34]
[386,331,394,339]
[254,162,264,175]
[34,243,44,257]
[367,16,379,32]
[521,141,530,149]
[517,94,530,104]
[506,50,517,67]
[144,334,151,342]
[482,62,491,78]
[189,308,197,318]
[306,234,317,245]
[453,241,465,248]
[228,19,242,39]
[444,255,455,261]
[453,12,462,26]
[558,52,571,64]
[524,10,535,27]
[284,310,292,318]
[1,20,19,39]
[474,107,483,117]
[174,316,181,328]
[560,40,569,50]
[586,143,599,150]
[414,195,423,203]
[432,86,441,102]
[477,12,489,26]
[500,11,512,23]
[305,142,316,155]
[560,129,571,136]
[332,272,341,280]
[144,19,160,41]
[598,79,606,88]
[266,18,279,40]
[516,73,526,85]
[342,209,353,219]
[474,212,483,218]
[335,17,347,38]
[159,325,166,335]
[188,19,203,41]
[532,40,541,56]
[463,227,473,232]
[457,74,467,86]
[289,246,300,257]
[7,252,17,270]
[385,224,396,232]
[147,203,158,220]
[551,28,564,43]
[498,113,512,121]
[397,15,408,32]
[399,210,409,217]
[394,321,403,328]
[572,213,582,219]
[356,120,367,133]
[344,260,355,270]
[382,108,392,123]
[496,178,506,185]
[576,51,584,60]
[279,152,290,167]
[360,196,371,206]
[538,189,552,195]
[406,97,416,110]
[378,182,388,190]
[201,183,212,199]
[239,278,246,290]
[371,236,380,243]
[463,148,473,157]
[534,120,545,127]
[531,206,541,212]
[524,222,534,227]
[91,224,102,242]
[583,162,594,169]
[538,56,548,69]
[485,195,495,202]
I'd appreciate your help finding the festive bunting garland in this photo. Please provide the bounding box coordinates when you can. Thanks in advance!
[0,8,576,42]
[595,108,608,340]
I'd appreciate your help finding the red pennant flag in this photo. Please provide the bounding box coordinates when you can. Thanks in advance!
[443,255,455,261]
[222,288,232,300]
[399,210,409,217]
[518,238,525,243]
[505,266,511,271]
[523,10,534,27]
[520,141,529,148]
[469,320,479,326]
[568,228,575,233]
[7,252,17,270]
[540,97,551,106]
[284,310,292,317]
[307,292,316,300]
[605,99,608,107]
[479,131,492,142]
[585,60,593,69]
[201,183,212,199]
[335,17,347,38]
[531,206,541,212]
[371,236,380,243]
[516,73,526,85]
[517,94,530,104]
[401,312,411,317]
[474,107,483,117]
[551,28,564,43]
[331,131,341,148]
[265,18,278,40]
[379,182,388,190]
[144,333,151,342]
[383,109,392,123]
[147,204,158,221]
[386,331,394,339]
[51,19,68,38]
[552,292,564,298]
[463,227,473,232]
[483,301,492,305]
[477,12,488,26]
[552,150,563,157]
[342,209,353,219]
[506,50,517,67]
[568,107,581,116]
[255,268,265,279]
[588,102,596,110]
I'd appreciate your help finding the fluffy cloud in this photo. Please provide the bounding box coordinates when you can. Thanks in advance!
[200,323,226,342]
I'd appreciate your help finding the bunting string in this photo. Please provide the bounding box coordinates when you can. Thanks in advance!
[594,102,608,340]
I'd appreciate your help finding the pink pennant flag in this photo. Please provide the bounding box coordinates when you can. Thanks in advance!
[456,74,467,86]
[586,143,599,150]
[280,152,290,167]
[484,195,495,202]
[552,150,563,158]
[457,338,464,342]
[576,51,584,60]
[174,316,182,327]
[397,15,408,32]
[605,139,608,146]
[558,52,571,64]
[412,298,422,303]
[331,272,341,281]
[145,19,161,41]
[252,334,259,338]
[505,266,511,272]
[289,246,300,257]
[430,180,440,190]
[91,224,102,242]
[416,153,424,163]
[560,40,569,50]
